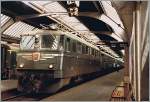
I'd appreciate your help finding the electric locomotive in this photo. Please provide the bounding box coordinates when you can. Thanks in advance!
[16,30,123,93]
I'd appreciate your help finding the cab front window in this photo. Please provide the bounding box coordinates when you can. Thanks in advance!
[20,34,62,50]
[41,34,60,50]
[20,35,35,49]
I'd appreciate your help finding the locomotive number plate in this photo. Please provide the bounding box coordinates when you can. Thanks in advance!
[32,52,40,61]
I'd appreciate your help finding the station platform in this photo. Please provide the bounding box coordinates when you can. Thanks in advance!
[42,69,124,101]
[1,80,18,92]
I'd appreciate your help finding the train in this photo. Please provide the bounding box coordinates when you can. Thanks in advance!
[16,30,123,93]
[1,43,18,80]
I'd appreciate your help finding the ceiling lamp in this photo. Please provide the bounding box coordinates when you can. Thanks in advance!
[67,1,80,16]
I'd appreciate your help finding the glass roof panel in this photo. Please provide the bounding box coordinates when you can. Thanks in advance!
[1,14,11,27]
[32,1,51,6]
[100,14,124,39]
[73,24,89,31]
[101,1,124,28]
[60,15,80,23]
[3,22,36,38]
[105,1,112,6]
[21,1,99,43]
[44,2,67,12]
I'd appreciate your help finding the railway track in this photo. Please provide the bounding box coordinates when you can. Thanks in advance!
[2,93,28,101]
[1,89,51,101]
[2,93,52,101]
[3,94,46,101]
[2,83,85,101]
[2,68,122,101]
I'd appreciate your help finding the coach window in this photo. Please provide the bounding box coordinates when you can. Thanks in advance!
[65,38,70,52]
[92,49,95,56]
[95,50,97,57]
[84,45,86,54]
[85,46,88,54]
[82,44,85,54]
[94,50,96,56]
[82,44,84,54]
[97,51,99,57]
[94,49,96,56]
[97,52,99,58]
[88,47,90,55]
[94,50,95,56]
[87,46,89,54]
[92,49,94,56]
[59,35,64,50]
[77,42,81,53]
[95,50,98,57]
[72,40,76,52]
[89,47,92,55]
[98,52,100,57]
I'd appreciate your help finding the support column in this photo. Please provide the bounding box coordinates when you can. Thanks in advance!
[123,46,131,100]
[135,1,141,101]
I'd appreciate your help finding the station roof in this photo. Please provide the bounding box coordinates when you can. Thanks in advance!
[1,1,128,58]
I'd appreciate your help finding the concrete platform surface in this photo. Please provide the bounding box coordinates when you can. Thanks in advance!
[1,80,18,92]
[42,69,124,101]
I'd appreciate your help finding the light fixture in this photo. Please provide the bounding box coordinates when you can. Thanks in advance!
[49,23,58,30]
[49,64,54,69]
[67,1,80,16]
[19,64,24,68]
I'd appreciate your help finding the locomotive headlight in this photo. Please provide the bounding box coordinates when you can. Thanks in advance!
[19,64,24,68]
[49,64,54,69]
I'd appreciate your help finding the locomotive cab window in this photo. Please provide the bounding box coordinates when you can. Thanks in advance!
[20,35,35,49]
[41,34,59,50]
[20,34,60,50]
